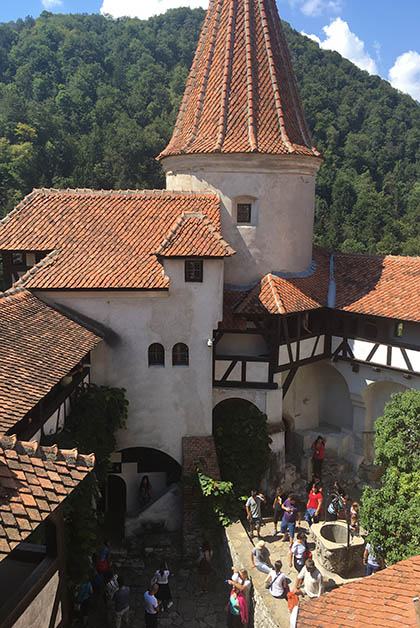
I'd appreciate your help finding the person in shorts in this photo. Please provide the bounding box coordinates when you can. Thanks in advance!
[245,490,266,538]
[280,495,298,542]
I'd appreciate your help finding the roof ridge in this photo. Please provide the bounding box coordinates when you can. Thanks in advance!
[244,0,258,152]
[155,211,235,257]
[8,250,60,291]
[0,435,95,468]
[31,188,218,197]
[265,273,285,314]
[215,0,236,151]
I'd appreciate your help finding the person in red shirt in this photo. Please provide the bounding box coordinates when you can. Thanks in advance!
[304,483,323,525]
[311,436,326,478]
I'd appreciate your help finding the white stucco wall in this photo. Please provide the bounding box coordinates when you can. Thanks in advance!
[162,153,321,286]
[36,258,224,465]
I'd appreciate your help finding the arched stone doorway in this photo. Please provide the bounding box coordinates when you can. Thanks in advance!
[362,381,408,462]
[106,474,127,539]
[108,447,182,516]
[316,364,353,430]
[212,398,276,492]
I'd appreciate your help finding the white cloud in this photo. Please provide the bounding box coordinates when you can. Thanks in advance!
[100,0,208,19]
[302,18,377,75]
[41,0,62,8]
[301,30,321,44]
[389,51,420,102]
[300,0,342,17]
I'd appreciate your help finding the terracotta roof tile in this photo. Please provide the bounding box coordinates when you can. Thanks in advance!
[0,289,101,434]
[334,252,420,323]
[159,0,320,159]
[155,212,235,258]
[0,434,94,561]
[297,554,420,627]
[0,189,221,290]
[224,247,420,324]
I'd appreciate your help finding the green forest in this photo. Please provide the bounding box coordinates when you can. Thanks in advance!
[0,8,420,256]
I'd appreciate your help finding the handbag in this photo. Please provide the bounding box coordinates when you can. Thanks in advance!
[265,572,280,589]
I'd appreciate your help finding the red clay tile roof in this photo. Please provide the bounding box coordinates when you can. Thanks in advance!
[0,434,94,562]
[158,0,320,159]
[0,289,100,434]
[235,273,321,315]
[155,212,235,257]
[334,253,420,323]
[222,248,420,323]
[297,554,420,627]
[0,189,221,289]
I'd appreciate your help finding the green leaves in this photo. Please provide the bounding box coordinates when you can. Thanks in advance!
[213,399,272,497]
[360,389,420,565]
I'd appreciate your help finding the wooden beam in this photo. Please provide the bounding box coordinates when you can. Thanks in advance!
[220,360,238,382]
[282,368,298,398]
[215,353,270,363]
[274,352,328,373]
[213,381,278,390]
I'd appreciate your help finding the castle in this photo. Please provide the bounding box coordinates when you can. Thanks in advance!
[0,2,419,617]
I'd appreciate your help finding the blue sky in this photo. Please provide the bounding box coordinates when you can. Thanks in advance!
[1,0,420,101]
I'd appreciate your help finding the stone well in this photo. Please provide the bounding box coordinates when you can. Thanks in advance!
[311,521,365,576]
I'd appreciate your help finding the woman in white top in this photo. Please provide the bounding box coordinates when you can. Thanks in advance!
[289,532,307,571]
[153,560,173,610]
[264,560,289,599]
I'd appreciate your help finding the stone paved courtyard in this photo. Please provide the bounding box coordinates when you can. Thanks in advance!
[86,538,229,628]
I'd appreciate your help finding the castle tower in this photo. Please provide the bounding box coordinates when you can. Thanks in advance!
[158,0,322,286]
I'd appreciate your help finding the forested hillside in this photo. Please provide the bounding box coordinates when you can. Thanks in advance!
[1,9,420,256]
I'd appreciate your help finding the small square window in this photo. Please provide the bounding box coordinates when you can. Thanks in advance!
[237,203,251,223]
[185,260,203,282]
[12,252,24,266]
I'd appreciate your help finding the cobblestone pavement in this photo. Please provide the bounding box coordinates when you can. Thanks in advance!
[87,544,229,628]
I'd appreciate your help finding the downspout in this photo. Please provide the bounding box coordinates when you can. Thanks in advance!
[327,253,336,308]
[413,596,420,627]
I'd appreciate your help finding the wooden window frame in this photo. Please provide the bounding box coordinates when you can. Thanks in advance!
[148,343,165,367]
[236,202,252,224]
[172,343,189,366]
[185,260,203,283]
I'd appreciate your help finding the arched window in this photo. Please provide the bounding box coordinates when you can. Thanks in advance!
[148,343,165,366]
[172,343,189,366]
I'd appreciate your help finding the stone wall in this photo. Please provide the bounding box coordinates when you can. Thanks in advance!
[182,435,221,557]
[223,522,291,628]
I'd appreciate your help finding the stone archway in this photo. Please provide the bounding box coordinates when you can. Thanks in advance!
[109,447,182,516]
[316,363,353,430]
[212,398,274,491]
[106,474,127,538]
[362,381,408,462]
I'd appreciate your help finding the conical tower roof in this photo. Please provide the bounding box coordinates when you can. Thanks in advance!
[158,0,320,160]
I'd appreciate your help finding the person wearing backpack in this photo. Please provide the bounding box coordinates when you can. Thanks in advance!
[264,560,289,599]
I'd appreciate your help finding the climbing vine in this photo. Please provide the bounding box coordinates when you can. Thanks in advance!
[213,399,272,496]
[197,471,245,528]
[44,383,128,583]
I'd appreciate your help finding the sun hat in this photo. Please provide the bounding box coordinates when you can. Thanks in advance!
[256,540,265,549]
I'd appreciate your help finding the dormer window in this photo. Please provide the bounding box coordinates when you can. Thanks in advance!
[185,260,203,282]
[237,203,252,223]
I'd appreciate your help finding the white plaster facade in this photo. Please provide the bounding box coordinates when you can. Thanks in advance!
[163,153,321,286]
[37,257,224,466]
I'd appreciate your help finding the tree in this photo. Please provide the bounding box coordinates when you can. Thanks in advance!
[360,389,420,565]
